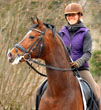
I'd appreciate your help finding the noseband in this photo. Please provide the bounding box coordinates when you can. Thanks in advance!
[14,24,75,77]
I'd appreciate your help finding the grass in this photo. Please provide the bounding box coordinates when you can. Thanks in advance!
[90,50,101,76]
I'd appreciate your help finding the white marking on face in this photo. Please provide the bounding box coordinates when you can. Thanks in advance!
[20,30,32,42]
[11,31,32,65]
[12,56,24,65]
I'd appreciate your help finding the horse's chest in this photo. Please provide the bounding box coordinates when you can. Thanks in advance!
[39,88,82,110]
[39,94,72,110]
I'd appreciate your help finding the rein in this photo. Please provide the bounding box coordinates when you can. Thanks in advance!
[14,24,75,77]
[28,58,75,71]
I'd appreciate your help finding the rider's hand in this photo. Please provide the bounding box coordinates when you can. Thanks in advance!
[70,61,79,68]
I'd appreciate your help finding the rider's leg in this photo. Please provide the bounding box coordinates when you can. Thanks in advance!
[79,70,100,109]
[79,70,99,99]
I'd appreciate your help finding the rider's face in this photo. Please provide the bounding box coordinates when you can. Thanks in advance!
[66,13,81,25]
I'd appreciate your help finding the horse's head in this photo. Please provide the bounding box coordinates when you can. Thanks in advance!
[8,17,50,65]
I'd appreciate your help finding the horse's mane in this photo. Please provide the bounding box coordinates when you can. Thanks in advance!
[44,23,56,37]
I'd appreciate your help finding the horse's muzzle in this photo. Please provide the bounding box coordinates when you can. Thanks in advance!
[8,52,14,63]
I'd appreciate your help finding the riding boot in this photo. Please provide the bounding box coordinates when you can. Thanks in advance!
[96,98,100,110]
[92,95,100,110]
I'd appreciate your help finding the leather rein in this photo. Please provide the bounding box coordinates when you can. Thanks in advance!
[14,24,75,77]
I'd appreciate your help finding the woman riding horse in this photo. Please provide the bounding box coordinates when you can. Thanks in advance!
[7,4,100,110]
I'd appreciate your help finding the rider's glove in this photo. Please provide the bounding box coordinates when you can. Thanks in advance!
[70,61,79,68]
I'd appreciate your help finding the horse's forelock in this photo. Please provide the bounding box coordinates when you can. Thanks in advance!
[29,24,39,30]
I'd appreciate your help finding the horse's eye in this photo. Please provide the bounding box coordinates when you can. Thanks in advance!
[29,35,35,39]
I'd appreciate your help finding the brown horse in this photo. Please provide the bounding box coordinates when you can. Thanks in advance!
[7,18,100,110]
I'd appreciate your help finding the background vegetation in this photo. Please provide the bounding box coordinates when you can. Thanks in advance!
[0,0,101,110]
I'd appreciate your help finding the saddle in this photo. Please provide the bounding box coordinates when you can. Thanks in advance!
[35,72,100,110]
[76,75,100,110]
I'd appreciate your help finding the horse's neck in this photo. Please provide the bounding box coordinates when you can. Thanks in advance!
[44,36,75,97]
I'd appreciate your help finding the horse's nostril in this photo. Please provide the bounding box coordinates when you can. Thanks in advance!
[8,52,12,59]
[8,52,14,63]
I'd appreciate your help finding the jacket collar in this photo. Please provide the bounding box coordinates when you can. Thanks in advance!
[66,21,85,32]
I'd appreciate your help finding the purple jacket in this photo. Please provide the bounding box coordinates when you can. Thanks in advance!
[60,26,89,67]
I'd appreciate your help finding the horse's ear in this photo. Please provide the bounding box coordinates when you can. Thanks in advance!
[36,17,44,28]
[31,17,37,24]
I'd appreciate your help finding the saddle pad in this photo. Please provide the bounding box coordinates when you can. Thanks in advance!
[76,76,91,110]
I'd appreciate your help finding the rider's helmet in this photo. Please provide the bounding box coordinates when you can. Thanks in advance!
[64,3,83,16]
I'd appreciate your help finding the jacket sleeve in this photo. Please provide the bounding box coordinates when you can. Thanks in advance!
[76,31,92,67]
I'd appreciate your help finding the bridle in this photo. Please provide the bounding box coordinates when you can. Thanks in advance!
[14,27,46,59]
[14,24,75,77]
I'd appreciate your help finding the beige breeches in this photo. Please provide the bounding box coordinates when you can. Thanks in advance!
[79,70,99,99]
